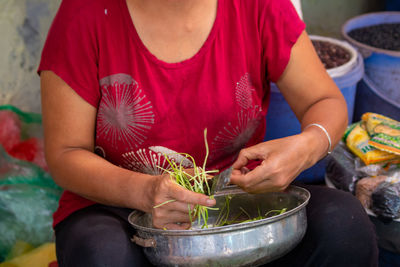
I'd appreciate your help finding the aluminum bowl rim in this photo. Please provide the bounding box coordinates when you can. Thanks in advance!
[129,185,310,236]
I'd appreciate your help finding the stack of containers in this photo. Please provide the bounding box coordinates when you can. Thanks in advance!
[342,11,400,267]
[264,35,364,183]
[342,12,400,122]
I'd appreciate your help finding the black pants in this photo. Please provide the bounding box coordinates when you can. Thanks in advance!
[55,184,379,267]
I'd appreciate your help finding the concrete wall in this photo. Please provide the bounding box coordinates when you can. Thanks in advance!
[0,0,61,113]
[302,0,384,38]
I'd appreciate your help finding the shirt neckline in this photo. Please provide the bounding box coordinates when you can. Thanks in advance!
[120,0,221,69]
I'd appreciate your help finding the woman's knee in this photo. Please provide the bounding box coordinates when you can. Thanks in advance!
[306,186,379,266]
[55,206,152,267]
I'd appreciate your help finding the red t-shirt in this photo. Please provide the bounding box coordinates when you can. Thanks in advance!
[38,0,305,227]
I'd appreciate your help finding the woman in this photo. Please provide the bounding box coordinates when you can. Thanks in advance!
[39,0,378,266]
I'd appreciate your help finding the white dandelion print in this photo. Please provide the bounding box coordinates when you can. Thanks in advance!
[211,106,263,161]
[149,146,194,168]
[236,73,255,110]
[122,146,193,175]
[211,72,262,162]
[97,74,155,151]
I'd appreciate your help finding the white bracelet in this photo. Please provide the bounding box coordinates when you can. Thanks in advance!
[303,123,332,155]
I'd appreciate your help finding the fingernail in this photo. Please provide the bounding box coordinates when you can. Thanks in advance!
[206,199,215,205]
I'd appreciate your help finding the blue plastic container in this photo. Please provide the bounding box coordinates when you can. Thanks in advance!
[386,0,400,11]
[342,12,400,105]
[354,75,400,122]
[379,248,400,267]
[264,51,364,184]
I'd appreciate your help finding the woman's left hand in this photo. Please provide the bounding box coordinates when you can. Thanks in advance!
[230,131,326,194]
[229,31,348,194]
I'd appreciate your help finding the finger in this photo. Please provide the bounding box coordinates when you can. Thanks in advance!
[152,209,193,229]
[230,167,249,178]
[232,147,264,170]
[243,163,270,185]
[232,151,250,170]
[250,173,294,193]
[230,162,269,188]
[154,209,193,224]
[163,222,191,230]
[230,169,243,181]
[243,161,302,192]
[241,179,285,194]
[169,183,216,207]
[165,201,197,214]
[236,167,299,194]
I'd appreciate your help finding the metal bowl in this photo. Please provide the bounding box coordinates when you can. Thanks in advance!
[129,185,310,267]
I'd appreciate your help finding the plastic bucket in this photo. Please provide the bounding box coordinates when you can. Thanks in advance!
[311,35,359,79]
[386,0,400,11]
[354,75,400,122]
[264,37,364,183]
[342,12,400,105]
[290,0,303,19]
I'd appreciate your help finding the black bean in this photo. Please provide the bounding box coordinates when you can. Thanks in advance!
[348,23,400,51]
[312,40,351,69]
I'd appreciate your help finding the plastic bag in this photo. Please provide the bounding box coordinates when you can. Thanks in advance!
[371,172,400,222]
[0,243,56,267]
[0,105,42,137]
[0,105,47,171]
[356,176,387,209]
[362,112,400,156]
[0,147,58,190]
[325,142,362,193]
[0,185,61,262]
[0,146,61,262]
[326,142,400,193]
[0,105,61,262]
[342,122,399,165]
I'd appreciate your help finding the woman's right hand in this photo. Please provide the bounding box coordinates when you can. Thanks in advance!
[147,173,216,230]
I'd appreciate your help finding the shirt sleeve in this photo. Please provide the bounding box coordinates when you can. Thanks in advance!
[38,1,100,107]
[260,0,306,83]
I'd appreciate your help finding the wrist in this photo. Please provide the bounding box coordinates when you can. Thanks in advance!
[141,174,159,213]
[124,172,156,213]
[300,126,330,164]
[304,123,332,154]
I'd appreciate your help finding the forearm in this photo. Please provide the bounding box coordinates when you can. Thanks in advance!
[300,97,348,145]
[275,31,348,163]
[46,148,155,213]
[299,96,348,164]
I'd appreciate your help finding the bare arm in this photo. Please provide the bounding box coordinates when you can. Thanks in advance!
[230,31,348,193]
[277,31,348,148]
[40,71,215,229]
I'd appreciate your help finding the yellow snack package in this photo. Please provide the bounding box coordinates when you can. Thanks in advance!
[362,113,400,156]
[0,243,56,267]
[343,122,399,165]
